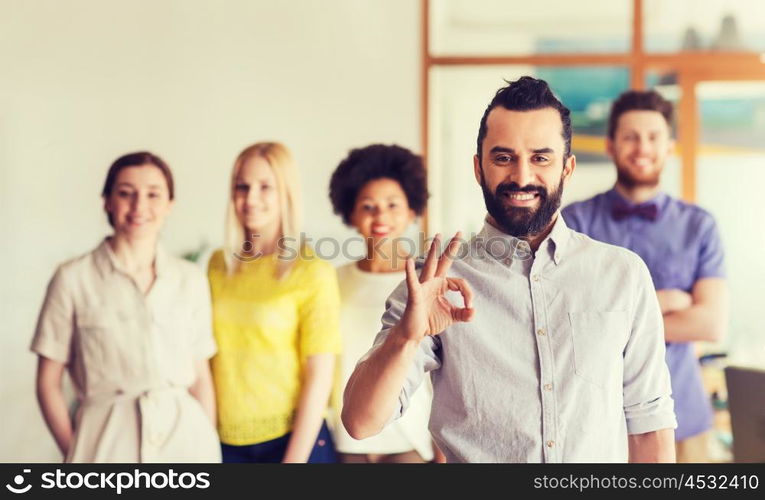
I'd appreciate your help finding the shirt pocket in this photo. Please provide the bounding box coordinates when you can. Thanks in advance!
[568,311,628,389]
[75,308,134,383]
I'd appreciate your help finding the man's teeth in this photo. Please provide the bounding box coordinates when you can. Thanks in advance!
[507,193,536,201]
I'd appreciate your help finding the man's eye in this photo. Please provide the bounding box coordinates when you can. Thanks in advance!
[234,184,249,192]
[260,184,271,191]
[117,190,132,197]
[495,155,512,163]
[533,156,550,163]
[362,205,375,212]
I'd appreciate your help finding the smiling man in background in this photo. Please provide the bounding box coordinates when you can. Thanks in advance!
[563,89,729,462]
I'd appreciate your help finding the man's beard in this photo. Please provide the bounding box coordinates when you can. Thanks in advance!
[480,170,564,238]
[615,159,662,189]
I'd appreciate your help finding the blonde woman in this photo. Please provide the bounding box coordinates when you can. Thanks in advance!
[32,152,220,462]
[208,142,341,463]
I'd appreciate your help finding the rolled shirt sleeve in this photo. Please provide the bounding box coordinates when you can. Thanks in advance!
[31,265,75,364]
[622,257,678,435]
[695,214,726,281]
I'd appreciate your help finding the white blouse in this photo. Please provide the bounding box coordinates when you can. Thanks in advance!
[332,262,434,460]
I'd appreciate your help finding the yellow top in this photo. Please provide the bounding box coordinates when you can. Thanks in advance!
[208,248,341,445]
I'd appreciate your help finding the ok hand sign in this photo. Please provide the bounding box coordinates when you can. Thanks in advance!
[398,233,475,342]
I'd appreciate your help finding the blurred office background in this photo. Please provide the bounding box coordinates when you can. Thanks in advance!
[1,0,763,461]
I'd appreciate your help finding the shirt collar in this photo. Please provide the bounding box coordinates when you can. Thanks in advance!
[606,186,669,214]
[93,237,169,278]
[544,213,570,265]
[476,214,570,266]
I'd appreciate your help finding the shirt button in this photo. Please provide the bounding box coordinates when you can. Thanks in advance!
[547,440,555,448]
[532,274,540,282]
[537,328,546,336]
[544,384,553,391]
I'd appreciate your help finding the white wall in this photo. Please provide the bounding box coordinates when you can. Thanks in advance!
[0,0,420,461]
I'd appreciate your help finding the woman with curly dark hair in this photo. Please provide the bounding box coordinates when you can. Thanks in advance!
[328,144,437,463]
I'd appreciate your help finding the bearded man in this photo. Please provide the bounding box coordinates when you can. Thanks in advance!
[341,77,677,463]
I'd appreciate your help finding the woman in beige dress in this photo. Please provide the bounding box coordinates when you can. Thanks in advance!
[32,152,221,462]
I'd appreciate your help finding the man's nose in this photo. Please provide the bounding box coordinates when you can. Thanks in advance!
[637,136,652,155]
[509,158,534,187]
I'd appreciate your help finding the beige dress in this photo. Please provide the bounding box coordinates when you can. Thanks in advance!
[31,239,221,463]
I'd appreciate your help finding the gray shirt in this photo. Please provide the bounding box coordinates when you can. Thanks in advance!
[366,215,676,463]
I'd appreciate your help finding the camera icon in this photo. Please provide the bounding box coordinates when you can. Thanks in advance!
[5,469,32,494]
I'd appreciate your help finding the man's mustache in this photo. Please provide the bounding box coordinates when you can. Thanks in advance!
[496,183,547,197]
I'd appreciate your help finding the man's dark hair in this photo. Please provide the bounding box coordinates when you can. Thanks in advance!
[329,144,429,226]
[476,76,572,160]
[607,89,674,139]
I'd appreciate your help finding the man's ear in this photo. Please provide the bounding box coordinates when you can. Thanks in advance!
[473,154,482,185]
[562,154,576,185]
[606,137,616,160]
[667,137,677,156]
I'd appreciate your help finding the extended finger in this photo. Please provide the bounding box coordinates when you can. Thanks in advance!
[421,233,441,282]
[435,232,463,277]
[405,257,420,298]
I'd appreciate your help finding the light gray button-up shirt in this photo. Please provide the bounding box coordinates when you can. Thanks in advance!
[367,215,676,463]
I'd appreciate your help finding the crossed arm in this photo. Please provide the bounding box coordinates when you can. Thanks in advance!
[658,278,728,343]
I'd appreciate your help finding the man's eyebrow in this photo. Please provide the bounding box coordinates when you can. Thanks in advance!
[489,146,555,155]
